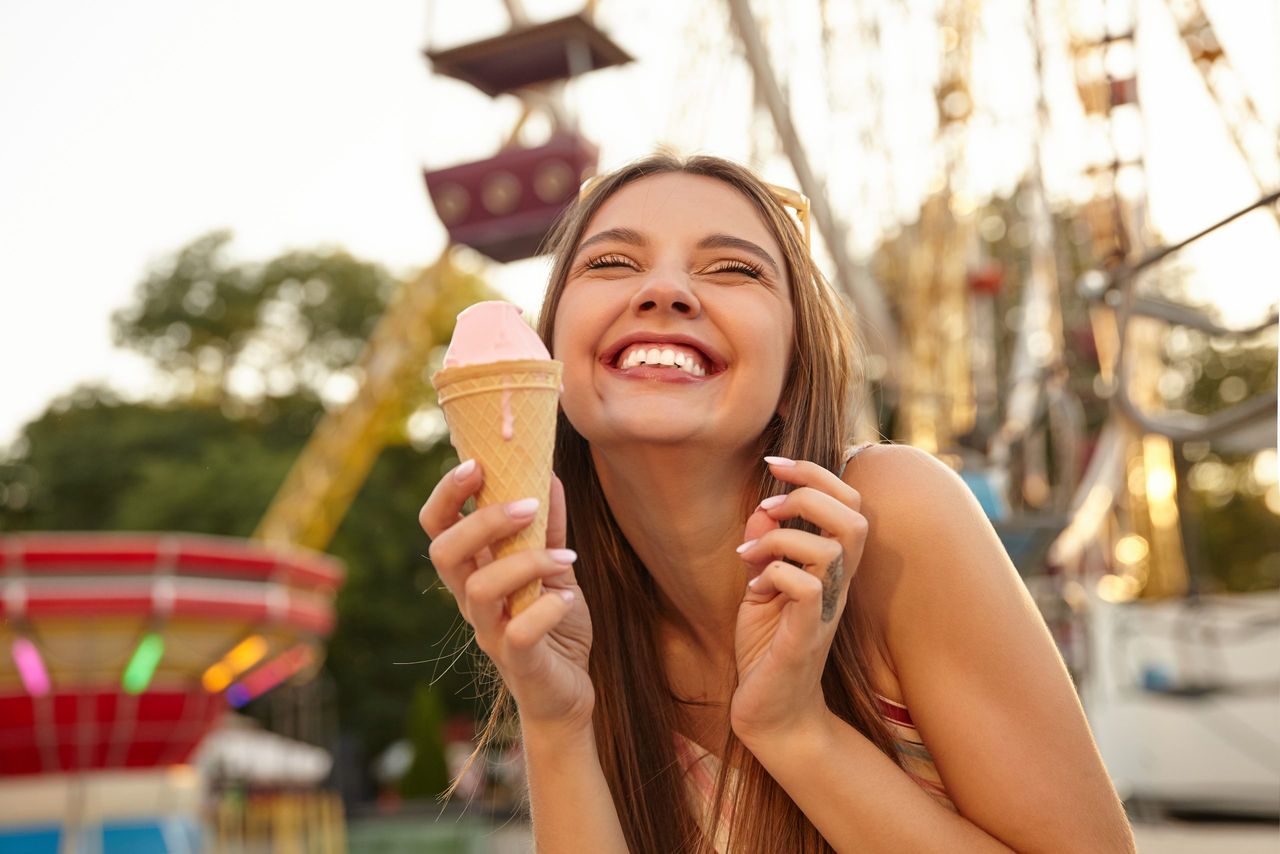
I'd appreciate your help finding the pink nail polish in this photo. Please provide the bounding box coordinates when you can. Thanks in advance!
[454,459,477,481]
[764,455,796,467]
[548,548,578,564]
[758,494,786,510]
[506,498,539,518]
[735,539,758,554]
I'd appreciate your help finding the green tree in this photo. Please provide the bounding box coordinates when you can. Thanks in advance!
[111,230,395,402]
[399,683,451,799]
[1167,330,1279,593]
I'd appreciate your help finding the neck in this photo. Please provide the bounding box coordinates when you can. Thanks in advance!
[591,440,755,666]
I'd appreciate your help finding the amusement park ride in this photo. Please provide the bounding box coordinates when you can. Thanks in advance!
[1,0,1276,849]
[0,534,345,850]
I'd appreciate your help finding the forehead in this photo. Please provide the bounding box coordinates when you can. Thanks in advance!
[582,173,785,262]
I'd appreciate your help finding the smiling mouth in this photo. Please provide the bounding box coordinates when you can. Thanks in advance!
[603,343,723,381]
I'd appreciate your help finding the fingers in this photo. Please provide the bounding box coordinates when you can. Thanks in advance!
[428,494,543,593]
[502,588,577,671]
[764,456,861,511]
[757,486,864,539]
[419,458,483,539]
[546,473,567,550]
[742,506,780,543]
[746,558,849,626]
[747,559,819,601]
[737,525,854,623]
[466,548,578,635]
[736,525,844,574]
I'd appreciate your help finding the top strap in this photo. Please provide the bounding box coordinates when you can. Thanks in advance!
[837,442,876,478]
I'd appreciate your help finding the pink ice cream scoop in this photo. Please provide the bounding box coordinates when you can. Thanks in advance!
[432,300,562,617]
[442,301,551,367]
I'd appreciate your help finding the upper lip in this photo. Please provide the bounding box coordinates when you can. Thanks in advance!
[602,331,726,372]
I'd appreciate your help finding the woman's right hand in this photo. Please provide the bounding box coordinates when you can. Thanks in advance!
[419,460,595,735]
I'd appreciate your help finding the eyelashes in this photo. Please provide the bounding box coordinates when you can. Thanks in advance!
[704,260,765,279]
[582,253,635,271]
[582,254,764,279]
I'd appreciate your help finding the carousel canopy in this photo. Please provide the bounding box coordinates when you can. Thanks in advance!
[0,532,344,776]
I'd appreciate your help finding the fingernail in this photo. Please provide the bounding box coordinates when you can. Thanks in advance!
[453,459,477,481]
[506,497,539,518]
[735,538,758,554]
[548,548,577,564]
[764,455,795,467]
[758,494,786,510]
[559,589,575,603]
[748,575,761,588]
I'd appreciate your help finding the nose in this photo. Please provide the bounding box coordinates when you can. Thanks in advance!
[629,270,701,317]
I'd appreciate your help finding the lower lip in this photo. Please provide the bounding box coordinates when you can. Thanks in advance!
[602,361,719,383]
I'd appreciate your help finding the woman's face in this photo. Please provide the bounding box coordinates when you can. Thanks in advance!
[552,172,794,454]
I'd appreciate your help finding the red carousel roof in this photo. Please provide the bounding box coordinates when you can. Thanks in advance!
[0,533,345,777]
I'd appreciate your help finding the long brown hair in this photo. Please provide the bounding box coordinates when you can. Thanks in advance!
[462,154,905,851]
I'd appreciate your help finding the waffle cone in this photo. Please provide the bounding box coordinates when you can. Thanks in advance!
[432,359,563,615]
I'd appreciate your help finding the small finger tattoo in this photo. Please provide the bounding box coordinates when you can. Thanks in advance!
[821,554,844,622]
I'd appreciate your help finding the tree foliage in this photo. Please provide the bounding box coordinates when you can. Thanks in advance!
[399,684,451,800]
[1169,330,1279,594]
[111,230,397,401]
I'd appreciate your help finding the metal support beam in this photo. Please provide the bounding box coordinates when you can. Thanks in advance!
[724,0,900,376]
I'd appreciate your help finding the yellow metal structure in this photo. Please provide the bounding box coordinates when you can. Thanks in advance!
[880,0,980,456]
[255,249,494,550]
[1065,0,1189,600]
[1165,0,1280,209]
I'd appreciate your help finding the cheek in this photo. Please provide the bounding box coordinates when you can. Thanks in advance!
[550,291,587,360]
[550,289,603,411]
[745,307,792,381]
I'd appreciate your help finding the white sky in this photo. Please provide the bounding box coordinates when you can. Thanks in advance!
[1,0,1277,453]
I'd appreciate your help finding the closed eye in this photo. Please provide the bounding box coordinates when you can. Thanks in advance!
[583,254,638,271]
[704,260,764,279]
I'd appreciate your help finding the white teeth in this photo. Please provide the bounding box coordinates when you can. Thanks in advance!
[616,343,709,376]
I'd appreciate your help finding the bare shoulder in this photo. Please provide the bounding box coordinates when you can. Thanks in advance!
[840,441,963,508]
[838,443,978,623]
[840,443,1135,851]
[839,441,1042,643]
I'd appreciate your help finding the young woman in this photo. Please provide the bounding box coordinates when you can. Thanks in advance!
[419,155,1135,853]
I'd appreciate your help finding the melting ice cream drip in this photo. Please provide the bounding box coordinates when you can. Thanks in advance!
[501,381,515,441]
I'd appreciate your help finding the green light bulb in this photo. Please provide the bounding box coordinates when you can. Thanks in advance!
[122,632,165,694]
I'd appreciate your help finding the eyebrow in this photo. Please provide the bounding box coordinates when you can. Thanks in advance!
[574,228,781,276]
[575,227,648,256]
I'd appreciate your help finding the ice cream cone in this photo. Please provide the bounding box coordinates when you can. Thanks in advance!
[432,358,563,615]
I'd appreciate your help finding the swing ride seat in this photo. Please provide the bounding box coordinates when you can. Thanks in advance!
[425,12,632,98]
[424,133,597,263]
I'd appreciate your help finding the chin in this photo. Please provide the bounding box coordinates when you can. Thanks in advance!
[596,420,707,448]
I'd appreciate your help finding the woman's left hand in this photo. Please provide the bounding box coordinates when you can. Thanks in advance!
[730,457,868,747]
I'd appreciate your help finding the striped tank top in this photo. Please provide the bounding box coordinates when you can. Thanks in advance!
[672,442,957,850]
